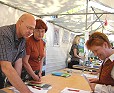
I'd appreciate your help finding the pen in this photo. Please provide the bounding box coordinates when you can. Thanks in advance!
[68,89,80,92]
[32,86,41,90]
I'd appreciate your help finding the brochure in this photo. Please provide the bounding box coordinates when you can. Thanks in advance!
[61,87,91,93]
[27,81,52,90]
[52,71,71,78]
[9,86,48,93]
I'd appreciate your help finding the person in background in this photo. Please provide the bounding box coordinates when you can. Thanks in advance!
[22,19,47,81]
[68,35,82,68]
[86,31,114,93]
[0,13,36,93]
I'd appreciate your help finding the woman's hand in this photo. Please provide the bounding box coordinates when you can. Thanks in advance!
[33,74,40,81]
[37,72,42,82]
[80,56,85,61]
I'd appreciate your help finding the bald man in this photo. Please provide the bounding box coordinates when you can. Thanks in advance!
[0,13,36,93]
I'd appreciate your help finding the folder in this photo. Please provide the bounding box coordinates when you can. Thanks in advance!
[52,71,71,78]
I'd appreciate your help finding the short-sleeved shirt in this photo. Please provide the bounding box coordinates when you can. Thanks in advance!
[26,35,45,71]
[0,24,26,63]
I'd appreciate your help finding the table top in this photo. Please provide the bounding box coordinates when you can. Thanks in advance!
[1,68,91,93]
[73,64,99,71]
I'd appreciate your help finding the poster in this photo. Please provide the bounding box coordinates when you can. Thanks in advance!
[53,27,59,46]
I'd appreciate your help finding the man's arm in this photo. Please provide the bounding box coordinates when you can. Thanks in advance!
[0,61,32,93]
[14,58,22,76]
[111,66,114,79]
[93,66,114,93]
[95,84,114,93]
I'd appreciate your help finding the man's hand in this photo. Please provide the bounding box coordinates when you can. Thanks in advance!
[89,78,98,83]
[89,83,96,92]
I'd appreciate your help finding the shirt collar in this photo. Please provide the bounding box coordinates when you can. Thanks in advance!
[13,24,19,42]
[109,53,114,62]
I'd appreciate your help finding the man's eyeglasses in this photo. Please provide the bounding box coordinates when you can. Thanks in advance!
[26,25,35,31]
[23,21,35,31]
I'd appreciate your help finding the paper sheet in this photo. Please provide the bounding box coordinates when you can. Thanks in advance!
[9,86,48,93]
[61,87,91,93]
[81,73,98,78]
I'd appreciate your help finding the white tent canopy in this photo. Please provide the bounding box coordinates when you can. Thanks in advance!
[0,0,114,35]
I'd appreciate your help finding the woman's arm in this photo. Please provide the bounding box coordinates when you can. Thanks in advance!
[73,48,81,58]
[22,55,40,81]
[39,49,46,78]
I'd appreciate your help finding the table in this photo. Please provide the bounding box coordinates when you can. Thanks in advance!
[73,65,99,71]
[1,68,91,93]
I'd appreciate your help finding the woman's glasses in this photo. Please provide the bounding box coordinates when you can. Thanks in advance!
[34,29,45,33]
